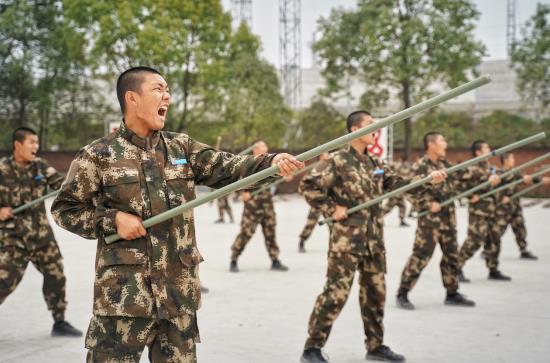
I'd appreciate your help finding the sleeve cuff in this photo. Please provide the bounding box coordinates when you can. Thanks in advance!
[94,208,118,238]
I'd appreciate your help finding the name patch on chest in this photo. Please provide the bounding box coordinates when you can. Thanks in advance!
[171,158,188,166]
[373,168,385,176]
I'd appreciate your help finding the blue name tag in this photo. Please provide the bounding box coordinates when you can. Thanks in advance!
[34,175,44,181]
[171,158,188,165]
[373,168,385,175]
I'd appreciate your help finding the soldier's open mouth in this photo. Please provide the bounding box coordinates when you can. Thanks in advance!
[158,106,168,117]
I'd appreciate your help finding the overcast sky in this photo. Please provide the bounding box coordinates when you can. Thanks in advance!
[221,0,546,68]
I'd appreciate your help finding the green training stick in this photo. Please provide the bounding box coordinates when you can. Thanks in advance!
[415,152,550,218]
[250,160,323,197]
[318,132,546,225]
[510,181,545,200]
[476,166,550,200]
[238,144,255,155]
[104,75,491,244]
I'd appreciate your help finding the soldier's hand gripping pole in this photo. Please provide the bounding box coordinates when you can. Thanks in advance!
[475,165,550,201]
[415,151,550,218]
[509,180,545,200]
[11,190,60,215]
[250,160,323,197]
[318,132,546,226]
[104,75,491,244]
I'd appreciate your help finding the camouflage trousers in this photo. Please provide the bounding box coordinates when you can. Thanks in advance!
[305,252,386,352]
[298,207,331,244]
[398,227,459,294]
[489,206,528,253]
[0,241,67,321]
[85,313,199,363]
[458,214,501,272]
[230,206,279,261]
[216,196,233,222]
[382,197,406,221]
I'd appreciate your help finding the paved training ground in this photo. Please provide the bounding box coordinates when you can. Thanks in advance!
[1,195,549,363]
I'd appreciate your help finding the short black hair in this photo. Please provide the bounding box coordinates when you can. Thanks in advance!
[423,132,442,151]
[471,139,487,157]
[346,110,372,133]
[12,127,37,150]
[116,66,162,114]
[500,152,513,165]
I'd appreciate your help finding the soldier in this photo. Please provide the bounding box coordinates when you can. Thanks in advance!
[0,127,82,337]
[381,159,411,227]
[229,140,289,272]
[490,153,549,260]
[457,140,510,282]
[299,111,447,363]
[214,195,233,223]
[396,132,475,310]
[298,152,331,253]
[50,66,303,362]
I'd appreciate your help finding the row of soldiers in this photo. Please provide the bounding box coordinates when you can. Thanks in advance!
[0,66,547,363]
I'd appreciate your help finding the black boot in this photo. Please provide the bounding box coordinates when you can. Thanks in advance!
[520,251,538,260]
[271,260,289,271]
[488,270,511,281]
[200,285,210,293]
[445,292,475,307]
[366,345,405,362]
[51,320,83,337]
[299,240,306,253]
[399,220,410,227]
[214,218,224,224]
[229,260,239,273]
[396,293,414,310]
[301,347,329,363]
[458,270,470,283]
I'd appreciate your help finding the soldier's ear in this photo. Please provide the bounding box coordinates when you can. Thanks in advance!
[125,90,139,110]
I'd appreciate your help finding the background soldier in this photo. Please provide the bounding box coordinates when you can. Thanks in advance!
[51,67,302,362]
[230,140,289,273]
[381,159,411,227]
[214,195,233,223]
[490,153,550,260]
[457,140,510,282]
[396,132,475,310]
[298,152,331,253]
[299,110,447,363]
[0,127,82,337]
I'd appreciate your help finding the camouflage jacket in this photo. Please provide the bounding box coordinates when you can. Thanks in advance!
[406,156,470,230]
[299,146,407,270]
[495,168,523,216]
[0,156,64,249]
[243,189,274,215]
[463,161,498,218]
[51,122,276,319]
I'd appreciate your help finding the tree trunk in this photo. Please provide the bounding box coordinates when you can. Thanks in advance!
[402,80,412,161]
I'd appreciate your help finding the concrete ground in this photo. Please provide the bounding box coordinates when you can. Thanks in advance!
[0,195,549,363]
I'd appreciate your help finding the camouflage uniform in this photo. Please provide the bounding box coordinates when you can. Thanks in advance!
[230,189,280,262]
[490,170,528,252]
[0,156,67,322]
[51,122,275,362]
[457,162,501,272]
[298,160,330,246]
[398,156,468,295]
[216,195,233,222]
[381,161,411,222]
[299,146,407,352]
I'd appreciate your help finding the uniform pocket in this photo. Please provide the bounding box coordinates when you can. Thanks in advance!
[164,165,196,209]
[178,247,204,268]
[100,248,147,267]
[101,169,141,212]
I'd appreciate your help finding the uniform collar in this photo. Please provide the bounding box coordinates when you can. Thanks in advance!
[422,155,442,166]
[347,145,370,162]
[118,120,160,151]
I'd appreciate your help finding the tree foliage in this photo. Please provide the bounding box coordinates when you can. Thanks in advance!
[511,3,550,117]
[313,0,485,159]
[290,99,345,149]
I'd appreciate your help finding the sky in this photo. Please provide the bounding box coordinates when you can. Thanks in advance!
[221,0,547,68]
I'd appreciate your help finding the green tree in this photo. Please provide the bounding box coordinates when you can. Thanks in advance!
[216,23,291,149]
[64,0,232,132]
[313,0,485,160]
[291,99,345,149]
[511,3,550,117]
